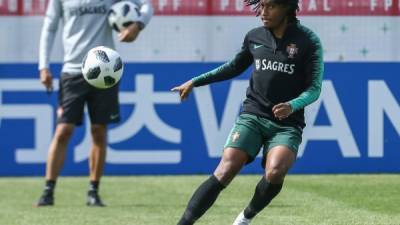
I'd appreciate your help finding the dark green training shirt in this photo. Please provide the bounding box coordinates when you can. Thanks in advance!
[192,22,324,128]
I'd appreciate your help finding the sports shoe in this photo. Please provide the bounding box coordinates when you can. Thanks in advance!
[232,211,252,225]
[34,192,54,207]
[86,191,105,207]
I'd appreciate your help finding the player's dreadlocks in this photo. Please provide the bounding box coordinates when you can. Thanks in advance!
[244,0,299,21]
[244,0,262,15]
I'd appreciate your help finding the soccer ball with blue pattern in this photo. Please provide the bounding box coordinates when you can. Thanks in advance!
[108,1,141,32]
[81,46,123,89]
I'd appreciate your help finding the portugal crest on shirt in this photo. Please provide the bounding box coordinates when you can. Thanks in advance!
[286,44,298,58]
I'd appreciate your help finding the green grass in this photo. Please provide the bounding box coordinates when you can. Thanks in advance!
[1,175,400,225]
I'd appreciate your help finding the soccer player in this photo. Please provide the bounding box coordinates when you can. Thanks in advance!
[35,0,153,207]
[171,0,323,224]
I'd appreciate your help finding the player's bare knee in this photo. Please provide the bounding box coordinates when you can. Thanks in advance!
[214,168,232,185]
[213,173,233,186]
[54,126,73,144]
[266,166,287,184]
[214,162,238,186]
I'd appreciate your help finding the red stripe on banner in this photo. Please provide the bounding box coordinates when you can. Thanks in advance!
[0,0,399,16]
[0,0,45,15]
[297,0,400,16]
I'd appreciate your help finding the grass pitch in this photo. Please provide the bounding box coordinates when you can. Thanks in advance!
[0,175,399,225]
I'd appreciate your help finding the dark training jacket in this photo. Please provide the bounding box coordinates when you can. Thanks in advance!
[192,22,324,128]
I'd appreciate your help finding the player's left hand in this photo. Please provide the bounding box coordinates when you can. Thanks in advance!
[171,80,194,101]
[272,102,293,120]
[118,22,141,42]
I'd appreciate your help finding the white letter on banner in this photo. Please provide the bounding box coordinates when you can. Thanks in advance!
[323,0,331,12]
[194,80,247,157]
[74,74,181,164]
[8,0,17,12]
[368,81,400,157]
[173,0,181,11]
[298,80,360,158]
[235,0,244,11]
[384,0,393,11]
[370,0,378,11]
[158,0,167,11]
[23,0,32,13]
[308,0,317,11]
[220,0,229,11]
[0,79,57,163]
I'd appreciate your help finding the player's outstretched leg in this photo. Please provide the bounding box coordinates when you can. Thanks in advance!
[177,175,225,225]
[232,210,252,225]
[177,148,248,225]
[233,146,295,224]
[232,176,282,225]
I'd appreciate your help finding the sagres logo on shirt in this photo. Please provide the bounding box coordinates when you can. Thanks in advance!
[70,5,107,16]
[254,59,295,75]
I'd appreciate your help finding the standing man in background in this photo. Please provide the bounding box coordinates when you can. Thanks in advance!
[35,0,153,207]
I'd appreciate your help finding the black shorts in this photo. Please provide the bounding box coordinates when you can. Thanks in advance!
[58,73,120,125]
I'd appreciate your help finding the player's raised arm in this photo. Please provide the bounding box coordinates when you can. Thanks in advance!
[192,34,253,87]
[171,34,253,101]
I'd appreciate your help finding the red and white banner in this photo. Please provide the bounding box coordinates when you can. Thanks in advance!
[0,0,399,62]
[1,0,399,16]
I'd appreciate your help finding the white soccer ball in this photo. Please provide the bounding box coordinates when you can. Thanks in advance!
[81,46,123,89]
[108,1,141,32]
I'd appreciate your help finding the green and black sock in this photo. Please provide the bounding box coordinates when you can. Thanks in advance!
[243,176,283,219]
[177,175,225,225]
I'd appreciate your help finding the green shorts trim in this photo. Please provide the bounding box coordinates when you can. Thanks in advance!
[224,113,302,164]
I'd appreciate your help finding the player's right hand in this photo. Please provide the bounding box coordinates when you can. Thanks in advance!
[118,23,140,42]
[171,79,194,101]
[40,68,53,93]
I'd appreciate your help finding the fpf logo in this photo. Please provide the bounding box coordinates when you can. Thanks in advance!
[286,44,298,58]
